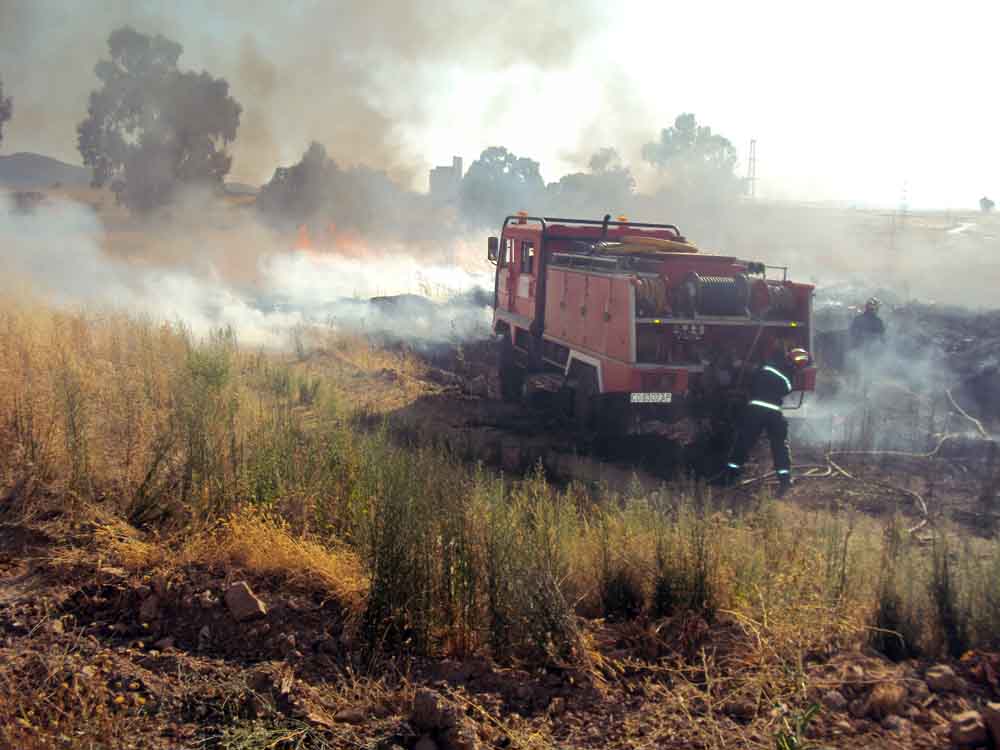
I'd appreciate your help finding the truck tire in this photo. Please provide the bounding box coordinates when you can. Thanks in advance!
[497,332,524,403]
[595,393,631,437]
[568,363,598,430]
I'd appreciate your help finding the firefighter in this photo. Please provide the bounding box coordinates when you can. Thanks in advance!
[845,297,885,387]
[725,347,811,496]
[850,297,886,350]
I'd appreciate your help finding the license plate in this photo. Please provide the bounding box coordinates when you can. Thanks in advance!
[630,392,673,404]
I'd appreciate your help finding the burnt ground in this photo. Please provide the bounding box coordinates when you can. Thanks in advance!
[357,330,1000,539]
[292,290,1000,535]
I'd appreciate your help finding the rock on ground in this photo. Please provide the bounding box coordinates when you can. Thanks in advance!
[865,681,907,719]
[333,707,365,725]
[822,689,848,712]
[412,689,460,732]
[926,664,961,693]
[225,581,267,622]
[950,710,987,748]
[139,594,160,622]
[411,689,479,750]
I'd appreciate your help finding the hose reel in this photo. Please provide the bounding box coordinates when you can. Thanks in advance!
[750,280,797,319]
[675,272,750,317]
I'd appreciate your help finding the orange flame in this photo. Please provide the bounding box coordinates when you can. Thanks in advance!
[292,221,378,260]
[295,224,314,252]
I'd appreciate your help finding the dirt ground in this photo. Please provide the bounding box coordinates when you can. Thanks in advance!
[4,505,1000,750]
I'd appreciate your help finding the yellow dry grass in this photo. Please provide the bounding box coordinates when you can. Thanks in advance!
[3,294,999,673]
[180,505,368,610]
[54,505,368,613]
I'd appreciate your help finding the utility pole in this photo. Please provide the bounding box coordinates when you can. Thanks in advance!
[746,139,757,198]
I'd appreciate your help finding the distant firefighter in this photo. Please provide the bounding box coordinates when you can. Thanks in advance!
[726,347,812,497]
[850,297,886,351]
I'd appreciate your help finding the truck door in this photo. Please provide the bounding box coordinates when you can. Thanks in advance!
[513,238,537,320]
[496,237,515,312]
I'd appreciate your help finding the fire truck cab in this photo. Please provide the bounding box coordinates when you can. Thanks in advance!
[487,213,816,433]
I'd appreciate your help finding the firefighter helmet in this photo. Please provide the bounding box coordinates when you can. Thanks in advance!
[787,347,811,369]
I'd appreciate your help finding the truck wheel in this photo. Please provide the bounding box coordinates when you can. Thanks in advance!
[595,393,631,437]
[568,364,598,430]
[497,333,524,403]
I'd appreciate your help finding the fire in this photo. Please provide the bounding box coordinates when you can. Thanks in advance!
[292,222,375,259]
[326,223,371,259]
[294,224,314,252]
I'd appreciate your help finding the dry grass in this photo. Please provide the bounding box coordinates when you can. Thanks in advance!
[59,504,369,611]
[288,328,432,416]
[180,506,368,609]
[0,645,151,750]
[2,297,999,676]
[5,298,1000,750]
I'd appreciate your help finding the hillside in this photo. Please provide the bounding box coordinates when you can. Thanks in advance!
[0,151,92,189]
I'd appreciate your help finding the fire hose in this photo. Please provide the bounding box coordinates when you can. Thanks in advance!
[736,384,995,535]
[946,387,990,440]
[739,458,931,534]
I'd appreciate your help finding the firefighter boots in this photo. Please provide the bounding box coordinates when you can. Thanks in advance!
[776,473,793,497]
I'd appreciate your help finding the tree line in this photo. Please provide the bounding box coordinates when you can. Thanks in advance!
[2,25,746,230]
[456,114,743,229]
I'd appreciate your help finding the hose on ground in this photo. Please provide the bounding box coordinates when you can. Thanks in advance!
[946,387,990,440]
[735,381,997,534]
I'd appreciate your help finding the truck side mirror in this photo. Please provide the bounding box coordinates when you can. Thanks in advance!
[487,236,499,263]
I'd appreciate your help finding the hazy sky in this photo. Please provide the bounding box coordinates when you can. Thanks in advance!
[1,0,997,209]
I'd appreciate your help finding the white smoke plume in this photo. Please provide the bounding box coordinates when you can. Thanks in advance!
[1,193,493,347]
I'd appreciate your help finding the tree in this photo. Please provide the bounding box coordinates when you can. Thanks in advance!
[642,113,741,201]
[77,27,241,213]
[546,147,635,216]
[0,76,12,148]
[257,142,430,239]
[459,146,545,226]
[257,142,336,228]
[588,147,622,174]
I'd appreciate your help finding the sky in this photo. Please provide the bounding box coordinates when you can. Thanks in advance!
[0,0,997,209]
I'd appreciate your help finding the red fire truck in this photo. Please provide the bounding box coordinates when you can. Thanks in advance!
[487,213,817,436]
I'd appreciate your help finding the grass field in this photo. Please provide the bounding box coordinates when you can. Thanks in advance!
[2,297,1000,747]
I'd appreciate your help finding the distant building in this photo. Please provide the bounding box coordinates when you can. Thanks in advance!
[429,156,463,204]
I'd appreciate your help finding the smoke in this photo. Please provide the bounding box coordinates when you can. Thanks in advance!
[1,1,996,381]
[798,286,1000,451]
[1,192,492,348]
[0,0,608,184]
[711,203,1000,309]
